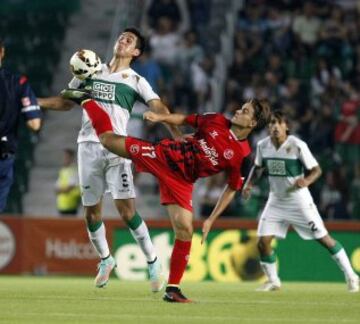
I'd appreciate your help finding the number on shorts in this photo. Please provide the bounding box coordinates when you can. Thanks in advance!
[308,221,318,232]
[121,173,129,188]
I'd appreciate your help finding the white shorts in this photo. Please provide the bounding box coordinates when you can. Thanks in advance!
[257,198,328,240]
[78,142,136,206]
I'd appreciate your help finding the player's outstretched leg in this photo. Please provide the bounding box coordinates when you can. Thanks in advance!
[257,237,281,292]
[319,236,359,292]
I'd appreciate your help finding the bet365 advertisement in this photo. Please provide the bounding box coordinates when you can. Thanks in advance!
[112,228,360,282]
[0,217,359,281]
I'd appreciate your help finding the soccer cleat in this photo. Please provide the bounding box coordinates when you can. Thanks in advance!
[94,255,116,288]
[256,281,281,292]
[60,88,92,105]
[163,286,193,303]
[346,275,359,293]
[148,258,165,292]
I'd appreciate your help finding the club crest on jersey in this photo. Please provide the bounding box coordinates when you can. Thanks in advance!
[223,149,234,160]
[122,73,129,79]
[130,144,140,155]
[286,146,292,153]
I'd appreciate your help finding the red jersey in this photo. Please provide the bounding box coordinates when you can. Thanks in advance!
[158,113,251,190]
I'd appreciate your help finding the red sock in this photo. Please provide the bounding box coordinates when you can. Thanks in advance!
[168,239,192,285]
[82,100,113,136]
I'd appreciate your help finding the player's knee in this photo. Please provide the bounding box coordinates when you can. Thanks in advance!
[174,222,193,240]
[182,225,193,239]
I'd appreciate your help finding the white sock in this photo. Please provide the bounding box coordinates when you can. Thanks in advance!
[332,248,357,279]
[87,223,110,259]
[130,221,156,262]
[260,261,281,284]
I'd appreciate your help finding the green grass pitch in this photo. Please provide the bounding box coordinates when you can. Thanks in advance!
[0,276,359,323]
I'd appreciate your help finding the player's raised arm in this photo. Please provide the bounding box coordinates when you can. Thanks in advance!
[143,111,187,126]
[38,96,76,111]
[147,99,183,139]
[201,184,237,244]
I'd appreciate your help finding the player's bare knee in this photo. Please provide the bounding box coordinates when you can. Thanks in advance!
[174,222,193,240]
[175,229,192,241]
[182,225,193,239]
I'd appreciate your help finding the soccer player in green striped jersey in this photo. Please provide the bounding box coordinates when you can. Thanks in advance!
[38,28,181,291]
[242,110,359,292]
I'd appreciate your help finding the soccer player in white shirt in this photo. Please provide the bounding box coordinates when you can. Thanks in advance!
[242,110,359,292]
[38,28,182,290]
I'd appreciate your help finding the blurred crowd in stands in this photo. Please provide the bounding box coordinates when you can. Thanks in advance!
[134,0,360,220]
[1,0,358,220]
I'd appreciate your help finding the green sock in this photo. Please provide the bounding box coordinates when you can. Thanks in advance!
[126,212,143,230]
[260,252,277,263]
[87,220,103,232]
[126,211,156,261]
[328,241,343,255]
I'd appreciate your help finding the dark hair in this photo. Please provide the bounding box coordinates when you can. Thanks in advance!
[123,27,146,58]
[270,110,290,134]
[0,37,3,47]
[249,98,272,130]
[64,148,75,158]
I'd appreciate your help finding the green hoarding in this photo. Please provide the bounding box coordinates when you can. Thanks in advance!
[112,228,360,282]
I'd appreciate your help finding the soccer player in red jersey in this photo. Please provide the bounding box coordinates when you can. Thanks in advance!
[61,88,271,302]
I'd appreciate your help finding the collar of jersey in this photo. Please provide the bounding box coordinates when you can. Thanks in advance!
[105,64,131,74]
[229,129,239,141]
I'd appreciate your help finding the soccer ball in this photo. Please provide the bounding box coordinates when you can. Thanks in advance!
[69,49,101,80]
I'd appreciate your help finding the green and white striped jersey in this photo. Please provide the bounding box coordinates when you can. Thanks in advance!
[69,64,159,143]
[255,135,318,200]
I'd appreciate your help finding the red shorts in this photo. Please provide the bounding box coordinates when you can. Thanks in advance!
[125,137,193,212]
